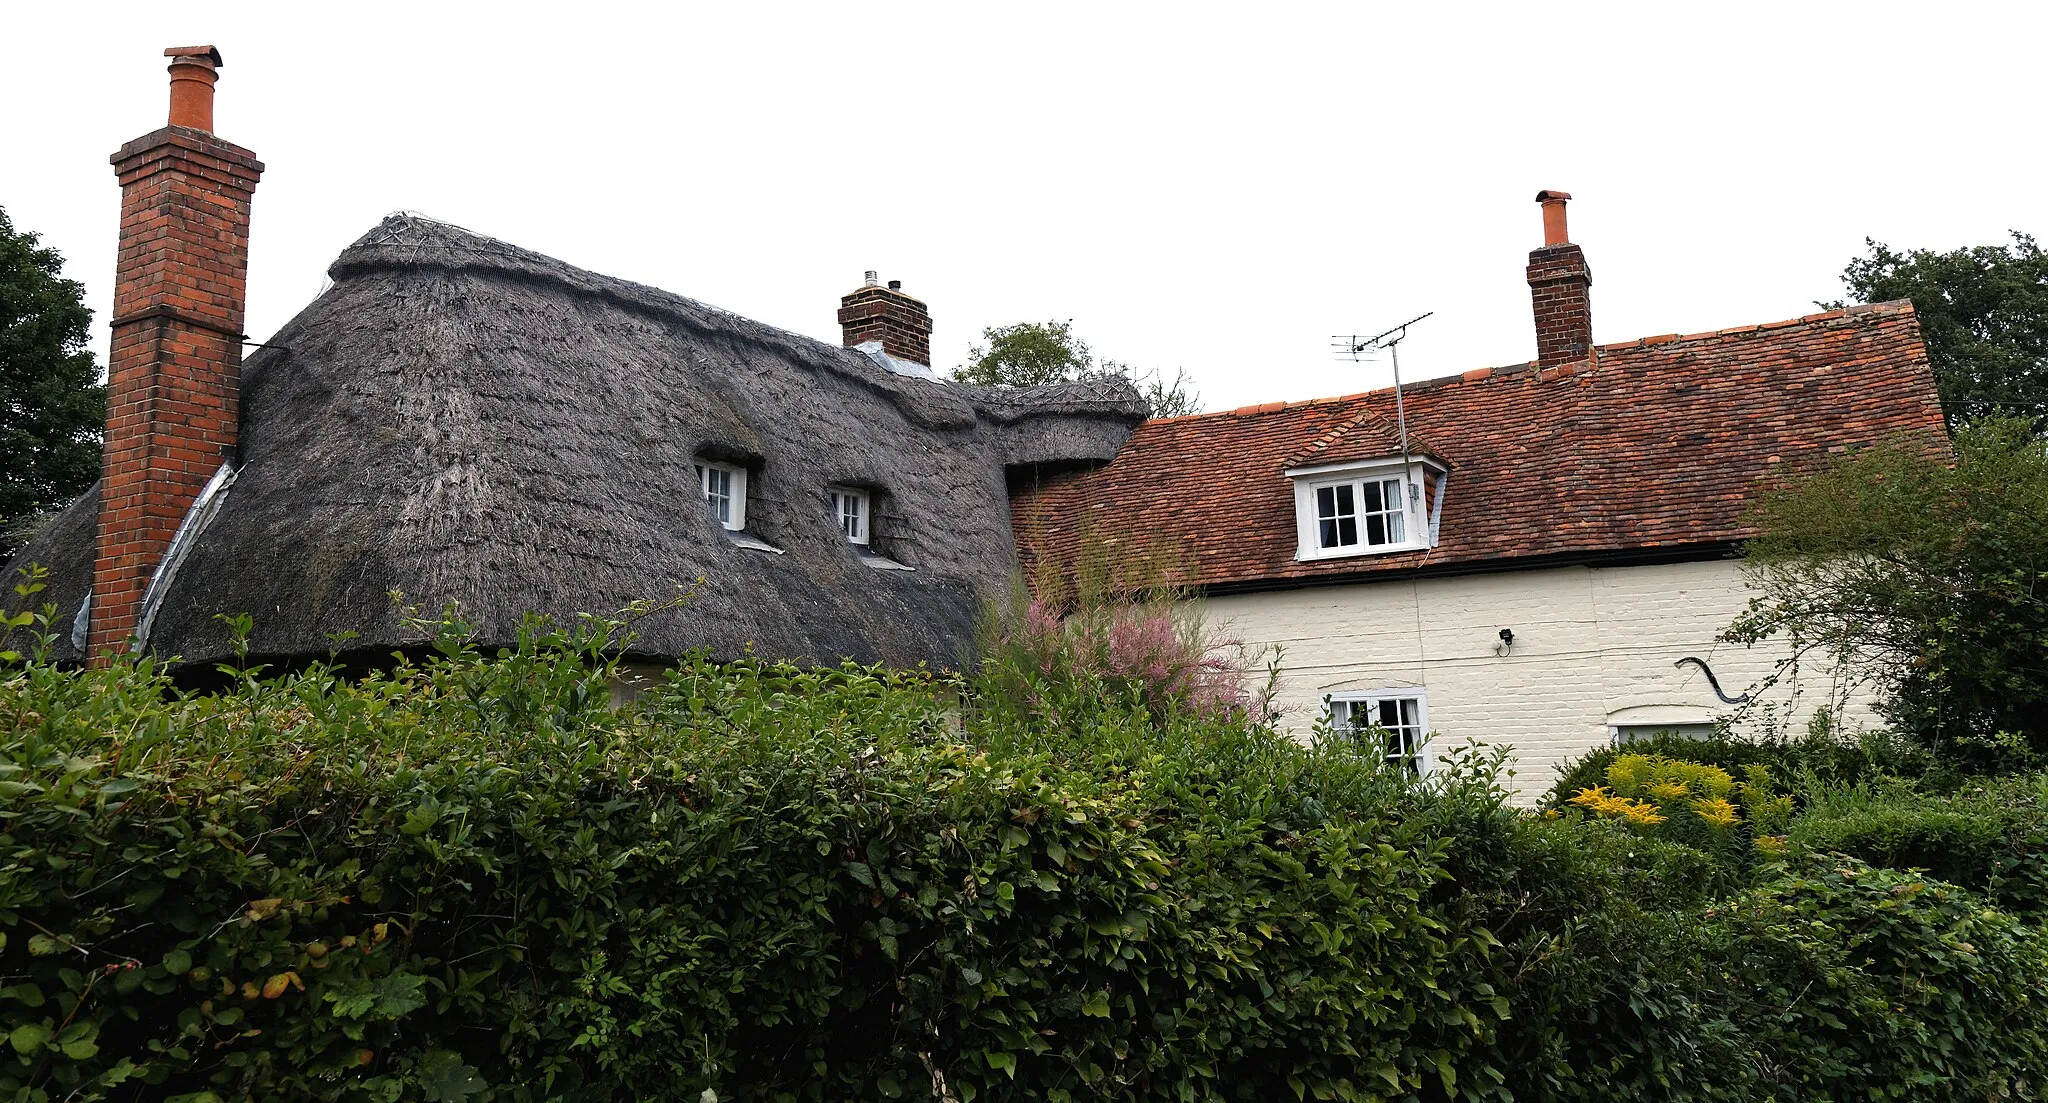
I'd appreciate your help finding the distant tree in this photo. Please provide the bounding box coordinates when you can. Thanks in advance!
[1725,418,2048,764]
[1829,233,2048,425]
[955,320,1093,389]
[953,320,1202,418]
[0,207,103,558]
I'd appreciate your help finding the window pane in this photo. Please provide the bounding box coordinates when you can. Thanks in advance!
[1362,480,1384,511]
[1337,517,1357,545]
[1333,483,1354,514]
[1316,485,1336,518]
[701,466,732,525]
[1319,518,1339,547]
[1365,514,1386,545]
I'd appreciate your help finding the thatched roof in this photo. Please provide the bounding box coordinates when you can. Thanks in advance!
[8,214,1145,668]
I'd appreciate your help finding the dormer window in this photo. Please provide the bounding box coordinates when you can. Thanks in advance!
[694,460,747,530]
[1287,456,1444,561]
[829,486,870,545]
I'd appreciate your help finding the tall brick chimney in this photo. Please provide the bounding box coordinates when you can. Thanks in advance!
[92,46,262,659]
[1526,189,1592,367]
[838,272,933,367]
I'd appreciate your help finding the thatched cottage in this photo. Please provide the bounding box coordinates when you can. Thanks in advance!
[4,48,1144,671]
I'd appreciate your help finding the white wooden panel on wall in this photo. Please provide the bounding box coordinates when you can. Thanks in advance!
[1206,559,1879,803]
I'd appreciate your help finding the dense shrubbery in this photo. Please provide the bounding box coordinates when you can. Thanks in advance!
[4,583,2048,1100]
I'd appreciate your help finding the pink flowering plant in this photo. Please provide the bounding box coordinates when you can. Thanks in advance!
[978,537,1276,726]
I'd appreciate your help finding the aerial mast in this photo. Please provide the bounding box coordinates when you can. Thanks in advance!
[1331,311,1434,500]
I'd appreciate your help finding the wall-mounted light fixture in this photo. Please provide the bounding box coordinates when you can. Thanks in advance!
[1495,627,1515,655]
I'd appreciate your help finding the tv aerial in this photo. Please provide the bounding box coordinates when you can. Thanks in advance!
[1330,311,1433,471]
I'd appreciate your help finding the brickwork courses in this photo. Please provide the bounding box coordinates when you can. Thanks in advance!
[91,51,263,659]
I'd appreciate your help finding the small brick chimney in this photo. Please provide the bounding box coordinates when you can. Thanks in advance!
[838,272,933,367]
[1526,189,1592,367]
[92,46,263,659]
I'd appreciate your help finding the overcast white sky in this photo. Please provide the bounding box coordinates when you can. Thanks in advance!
[9,2,2045,411]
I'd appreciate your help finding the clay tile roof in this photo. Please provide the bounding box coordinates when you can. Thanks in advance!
[1012,301,1948,591]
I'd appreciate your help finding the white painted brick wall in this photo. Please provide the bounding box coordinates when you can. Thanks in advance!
[1207,558,1879,802]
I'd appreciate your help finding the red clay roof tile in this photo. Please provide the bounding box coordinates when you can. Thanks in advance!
[1012,301,1946,590]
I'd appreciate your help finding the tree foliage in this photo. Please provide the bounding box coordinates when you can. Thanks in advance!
[955,320,1092,389]
[1831,232,2048,424]
[952,321,1201,418]
[1726,418,2048,760]
[0,207,103,559]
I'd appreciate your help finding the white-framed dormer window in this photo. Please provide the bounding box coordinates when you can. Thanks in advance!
[1286,456,1443,561]
[694,460,748,530]
[1329,690,1432,775]
[828,486,870,545]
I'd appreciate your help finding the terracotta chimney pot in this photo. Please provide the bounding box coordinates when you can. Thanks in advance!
[1536,189,1572,246]
[165,45,223,132]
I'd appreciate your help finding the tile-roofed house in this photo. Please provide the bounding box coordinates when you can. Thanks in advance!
[1013,196,1948,799]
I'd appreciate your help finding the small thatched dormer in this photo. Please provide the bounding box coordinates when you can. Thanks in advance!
[8,215,1146,669]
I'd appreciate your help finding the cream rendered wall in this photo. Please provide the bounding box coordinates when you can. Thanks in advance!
[1206,558,1878,802]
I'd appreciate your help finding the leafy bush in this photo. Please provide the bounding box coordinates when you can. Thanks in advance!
[1790,775,2048,918]
[1453,815,1729,1101]
[1728,417,2048,760]
[1696,857,2048,1101]
[5,583,2046,1101]
[0,609,1517,1103]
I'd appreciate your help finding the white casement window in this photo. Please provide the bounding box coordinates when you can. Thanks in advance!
[828,486,870,545]
[694,461,747,531]
[1286,457,1442,561]
[1329,690,1431,775]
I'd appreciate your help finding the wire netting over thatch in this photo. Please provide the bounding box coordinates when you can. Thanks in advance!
[7,215,1145,669]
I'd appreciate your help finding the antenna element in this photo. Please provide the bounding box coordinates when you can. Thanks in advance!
[1330,312,1434,483]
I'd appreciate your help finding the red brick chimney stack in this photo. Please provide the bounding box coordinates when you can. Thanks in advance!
[839,272,934,366]
[92,46,263,660]
[1526,189,1593,368]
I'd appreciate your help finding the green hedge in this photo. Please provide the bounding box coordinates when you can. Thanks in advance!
[3,613,2046,1101]
[0,621,1525,1102]
[1789,777,2048,918]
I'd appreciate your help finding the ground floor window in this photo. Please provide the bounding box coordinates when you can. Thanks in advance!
[1611,722,1715,745]
[1330,691,1430,775]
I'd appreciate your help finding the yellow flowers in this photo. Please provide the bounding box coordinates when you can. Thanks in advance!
[1567,786,1667,825]
[1609,754,1735,801]
[1690,797,1741,829]
[1565,754,1792,838]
